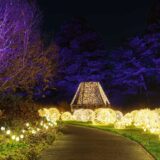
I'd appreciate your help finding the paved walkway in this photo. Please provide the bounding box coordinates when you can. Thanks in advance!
[39,125,154,160]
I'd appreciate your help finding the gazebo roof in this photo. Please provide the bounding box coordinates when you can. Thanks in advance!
[70,82,110,110]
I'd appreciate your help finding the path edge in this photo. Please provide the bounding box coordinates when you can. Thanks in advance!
[64,123,156,160]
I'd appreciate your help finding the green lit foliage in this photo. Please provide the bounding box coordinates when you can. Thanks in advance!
[0,119,57,160]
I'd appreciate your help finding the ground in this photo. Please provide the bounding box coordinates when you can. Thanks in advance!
[39,125,154,160]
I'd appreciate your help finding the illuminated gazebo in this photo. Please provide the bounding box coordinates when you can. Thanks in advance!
[70,82,110,111]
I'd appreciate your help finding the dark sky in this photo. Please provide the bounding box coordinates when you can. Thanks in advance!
[37,0,152,50]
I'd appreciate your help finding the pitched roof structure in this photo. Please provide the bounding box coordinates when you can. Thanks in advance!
[70,82,110,111]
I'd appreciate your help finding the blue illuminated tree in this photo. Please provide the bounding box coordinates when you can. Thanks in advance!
[55,18,107,99]
[109,32,160,98]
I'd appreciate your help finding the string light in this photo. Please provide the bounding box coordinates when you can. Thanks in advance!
[37,128,40,131]
[1,126,5,131]
[94,108,117,124]
[2,107,159,143]
[20,134,24,139]
[22,129,26,133]
[6,130,11,135]
[61,112,73,121]
[73,109,95,122]
[26,123,30,127]
[12,135,16,140]
[0,117,56,142]
[16,137,20,142]
[31,130,36,134]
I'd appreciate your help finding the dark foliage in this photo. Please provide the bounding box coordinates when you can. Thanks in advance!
[55,17,108,101]
[55,13,160,106]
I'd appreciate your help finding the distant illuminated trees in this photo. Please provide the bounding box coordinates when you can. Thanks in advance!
[110,49,148,94]
[55,18,107,98]
[105,33,160,100]
[0,0,56,96]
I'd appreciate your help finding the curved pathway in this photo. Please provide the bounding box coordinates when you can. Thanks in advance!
[39,125,154,160]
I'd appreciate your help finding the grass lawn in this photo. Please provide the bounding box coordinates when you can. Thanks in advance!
[64,121,160,160]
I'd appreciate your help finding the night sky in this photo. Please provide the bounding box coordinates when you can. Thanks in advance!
[38,0,152,50]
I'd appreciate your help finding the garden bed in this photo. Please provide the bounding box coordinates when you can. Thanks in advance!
[0,119,58,160]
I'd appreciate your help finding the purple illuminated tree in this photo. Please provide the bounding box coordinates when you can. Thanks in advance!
[0,0,57,96]
[55,18,107,99]
[110,49,148,94]
[108,32,160,101]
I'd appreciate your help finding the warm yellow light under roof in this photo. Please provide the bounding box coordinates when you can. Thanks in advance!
[70,82,110,111]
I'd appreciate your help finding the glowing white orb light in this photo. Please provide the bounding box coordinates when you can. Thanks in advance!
[73,109,95,122]
[94,108,116,125]
[61,112,73,121]
[115,111,123,121]
[38,108,60,123]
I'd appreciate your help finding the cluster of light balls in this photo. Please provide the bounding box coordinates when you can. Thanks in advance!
[38,107,160,139]
[0,120,56,142]
[38,108,123,124]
